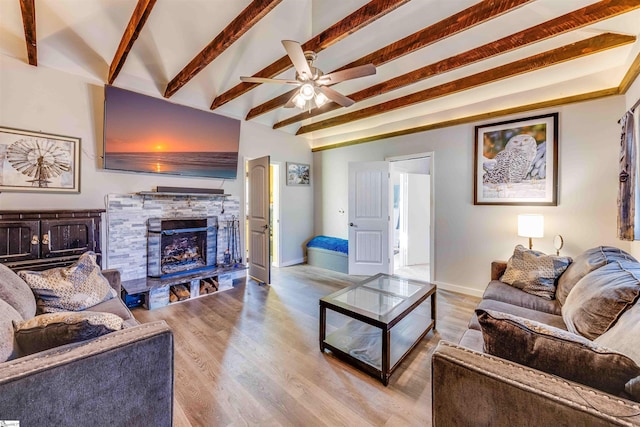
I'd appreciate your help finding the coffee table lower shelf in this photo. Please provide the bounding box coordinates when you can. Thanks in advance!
[320,301,435,385]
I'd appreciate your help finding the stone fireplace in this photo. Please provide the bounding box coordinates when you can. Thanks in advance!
[147,216,218,278]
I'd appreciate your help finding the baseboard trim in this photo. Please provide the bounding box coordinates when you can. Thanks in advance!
[279,258,305,267]
[434,281,484,298]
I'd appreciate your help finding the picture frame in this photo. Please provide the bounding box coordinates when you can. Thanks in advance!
[0,127,80,193]
[473,113,558,206]
[286,162,310,186]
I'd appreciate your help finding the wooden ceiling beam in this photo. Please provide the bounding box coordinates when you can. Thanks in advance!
[19,0,37,66]
[619,49,640,94]
[210,0,410,110]
[311,88,620,152]
[246,0,533,121]
[274,0,640,129]
[164,0,282,98]
[108,0,157,84]
[296,33,636,135]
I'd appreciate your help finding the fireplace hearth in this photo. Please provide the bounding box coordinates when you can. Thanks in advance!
[147,217,217,278]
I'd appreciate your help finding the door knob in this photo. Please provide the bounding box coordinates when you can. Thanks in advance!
[349,222,357,227]
[263,224,269,229]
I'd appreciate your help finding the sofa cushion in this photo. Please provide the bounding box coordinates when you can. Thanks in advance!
[90,296,139,328]
[626,376,640,402]
[476,308,640,395]
[0,263,36,319]
[0,299,21,362]
[556,246,637,306]
[458,329,484,352]
[13,311,124,357]
[562,261,640,340]
[18,252,116,313]
[469,299,567,331]
[482,280,562,315]
[500,245,571,300]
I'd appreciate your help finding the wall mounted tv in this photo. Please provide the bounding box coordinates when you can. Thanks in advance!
[103,85,241,179]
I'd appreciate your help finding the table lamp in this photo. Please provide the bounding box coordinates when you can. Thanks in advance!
[518,214,544,249]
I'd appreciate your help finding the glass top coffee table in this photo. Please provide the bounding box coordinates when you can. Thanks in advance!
[319,273,436,385]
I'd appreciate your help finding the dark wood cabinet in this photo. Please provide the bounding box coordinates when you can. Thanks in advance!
[0,210,104,271]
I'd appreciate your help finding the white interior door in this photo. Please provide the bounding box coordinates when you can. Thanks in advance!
[248,156,270,284]
[348,161,392,276]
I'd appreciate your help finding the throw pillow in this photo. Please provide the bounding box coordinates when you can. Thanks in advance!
[562,260,640,340]
[595,301,640,366]
[0,262,37,319]
[556,246,637,306]
[476,308,640,395]
[0,299,22,362]
[13,311,124,356]
[18,251,116,313]
[500,245,571,300]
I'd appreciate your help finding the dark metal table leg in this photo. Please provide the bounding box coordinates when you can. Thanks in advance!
[319,303,326,352]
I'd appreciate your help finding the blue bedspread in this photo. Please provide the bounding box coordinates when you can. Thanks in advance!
[306,235,348,255]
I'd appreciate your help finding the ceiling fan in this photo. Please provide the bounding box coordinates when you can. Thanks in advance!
[240,40,376,110]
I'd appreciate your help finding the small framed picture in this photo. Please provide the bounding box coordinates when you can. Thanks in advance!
[286,162,310,186]
[473,113,558,206]
[0,127,80,193]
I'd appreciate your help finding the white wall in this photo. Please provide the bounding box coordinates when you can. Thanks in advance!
[0,55,314,266]
[314,96,630,296]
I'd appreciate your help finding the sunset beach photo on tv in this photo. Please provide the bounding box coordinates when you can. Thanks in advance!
[103,85,241,179]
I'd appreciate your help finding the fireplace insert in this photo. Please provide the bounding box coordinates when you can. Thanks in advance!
[147,217,217,278]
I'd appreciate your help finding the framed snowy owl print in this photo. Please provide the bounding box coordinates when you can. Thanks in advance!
[0,127,80,193]
[473,113,558,206]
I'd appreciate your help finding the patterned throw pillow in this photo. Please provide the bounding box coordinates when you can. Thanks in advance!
[477,308,640,395]
[13,311,124,356]
[18,252,116,313]
[500,245,571,300]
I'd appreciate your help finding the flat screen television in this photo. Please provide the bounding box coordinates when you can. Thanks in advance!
[103,85,241,179]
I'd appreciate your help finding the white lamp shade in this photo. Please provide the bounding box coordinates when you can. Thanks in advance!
[518,214,544,238]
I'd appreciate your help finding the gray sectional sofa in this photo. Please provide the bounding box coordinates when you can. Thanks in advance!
[0,264,174,426]
[432,246,640,426]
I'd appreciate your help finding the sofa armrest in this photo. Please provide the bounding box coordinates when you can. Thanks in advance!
[491,261,507,281]
[102,268,121,294]
[0,321,173,426]
[432,341,640,426]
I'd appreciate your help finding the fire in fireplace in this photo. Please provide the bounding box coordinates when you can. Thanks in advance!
[147,217,217,278]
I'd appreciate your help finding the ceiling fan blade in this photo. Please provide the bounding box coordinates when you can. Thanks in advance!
[317,86,355,108]
[240,76,300,85]
[282,40,313,80]
[318,64,376,85]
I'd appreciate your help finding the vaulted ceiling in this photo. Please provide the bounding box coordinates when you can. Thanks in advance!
[2,0,640,150]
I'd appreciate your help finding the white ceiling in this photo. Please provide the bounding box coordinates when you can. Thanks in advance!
[1,0,639,149]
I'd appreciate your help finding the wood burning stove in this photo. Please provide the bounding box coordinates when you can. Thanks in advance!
[147,217,217,278]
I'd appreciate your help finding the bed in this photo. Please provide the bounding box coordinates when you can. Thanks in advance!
[306,235,349,274]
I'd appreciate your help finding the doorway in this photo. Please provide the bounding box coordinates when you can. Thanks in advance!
[388,153,433,283]
[244,160,281,279]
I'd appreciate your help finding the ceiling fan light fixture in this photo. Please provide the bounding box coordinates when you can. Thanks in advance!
[299,83,315,100]
[315,91,328,107]
[293,92,306,109]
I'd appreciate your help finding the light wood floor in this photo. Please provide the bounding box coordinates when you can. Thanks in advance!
[133,264,480,427]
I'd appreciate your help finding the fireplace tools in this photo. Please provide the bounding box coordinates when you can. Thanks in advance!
[223,216,242,266]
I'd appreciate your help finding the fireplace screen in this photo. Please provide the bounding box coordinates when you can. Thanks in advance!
[147,216,217,278]
[161,231,206,274]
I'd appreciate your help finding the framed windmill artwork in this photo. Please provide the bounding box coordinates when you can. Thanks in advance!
[0,127,80,193]
[473,113,558,206]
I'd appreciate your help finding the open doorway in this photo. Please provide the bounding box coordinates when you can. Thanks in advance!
[388,153,433,283]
